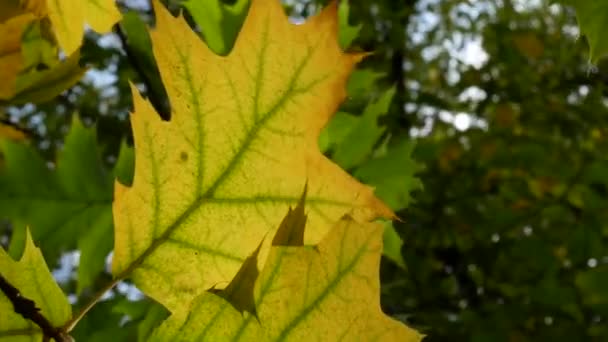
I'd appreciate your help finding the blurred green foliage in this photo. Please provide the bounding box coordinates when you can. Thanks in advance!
[2,0,608,340]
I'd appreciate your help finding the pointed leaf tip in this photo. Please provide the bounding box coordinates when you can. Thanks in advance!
[272,184,308,246]
[218,243,262,315]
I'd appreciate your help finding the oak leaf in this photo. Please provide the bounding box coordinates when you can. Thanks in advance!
[112,0,393,312]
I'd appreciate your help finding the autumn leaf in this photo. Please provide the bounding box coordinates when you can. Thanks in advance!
[112,0,393,312]
[45,0,121,55]
[0,1,84,105]
[0,229,71,341]
[149,205,422,341]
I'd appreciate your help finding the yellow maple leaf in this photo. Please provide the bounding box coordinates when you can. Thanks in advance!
[149,214,422,341]
[45,0,121,55]
[112,0,394,312]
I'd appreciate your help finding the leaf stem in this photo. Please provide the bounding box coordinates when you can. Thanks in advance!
[62,276,123,333]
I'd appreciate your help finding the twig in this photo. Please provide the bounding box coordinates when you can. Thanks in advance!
[0,274,72,342]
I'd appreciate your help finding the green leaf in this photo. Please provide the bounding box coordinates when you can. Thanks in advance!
[71,297,139,341]
[0,119,131,292]
[136,303,170,342]
[113,139,135,187]
[338,0,362,49]
[332,87,396,170]
[346,68,385,99]
[318,111,358,153]
[355,139,422,210]
[119,11,168,114]
[382,220,406,269]
[9,51,85,105]
[76,208,113,293]
[183,0,250,55]
[7,222,27,259]
[352,139,421,268]
[20,20,57,70]
[560,1,608,63]
[0,229,71,340]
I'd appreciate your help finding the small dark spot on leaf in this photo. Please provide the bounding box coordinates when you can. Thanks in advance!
[180,151,188,162]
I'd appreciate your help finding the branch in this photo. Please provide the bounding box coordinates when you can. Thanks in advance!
[0,274,72,342]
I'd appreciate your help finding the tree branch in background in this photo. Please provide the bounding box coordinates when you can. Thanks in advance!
[387,0,416,132]
[0,274,72,342]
